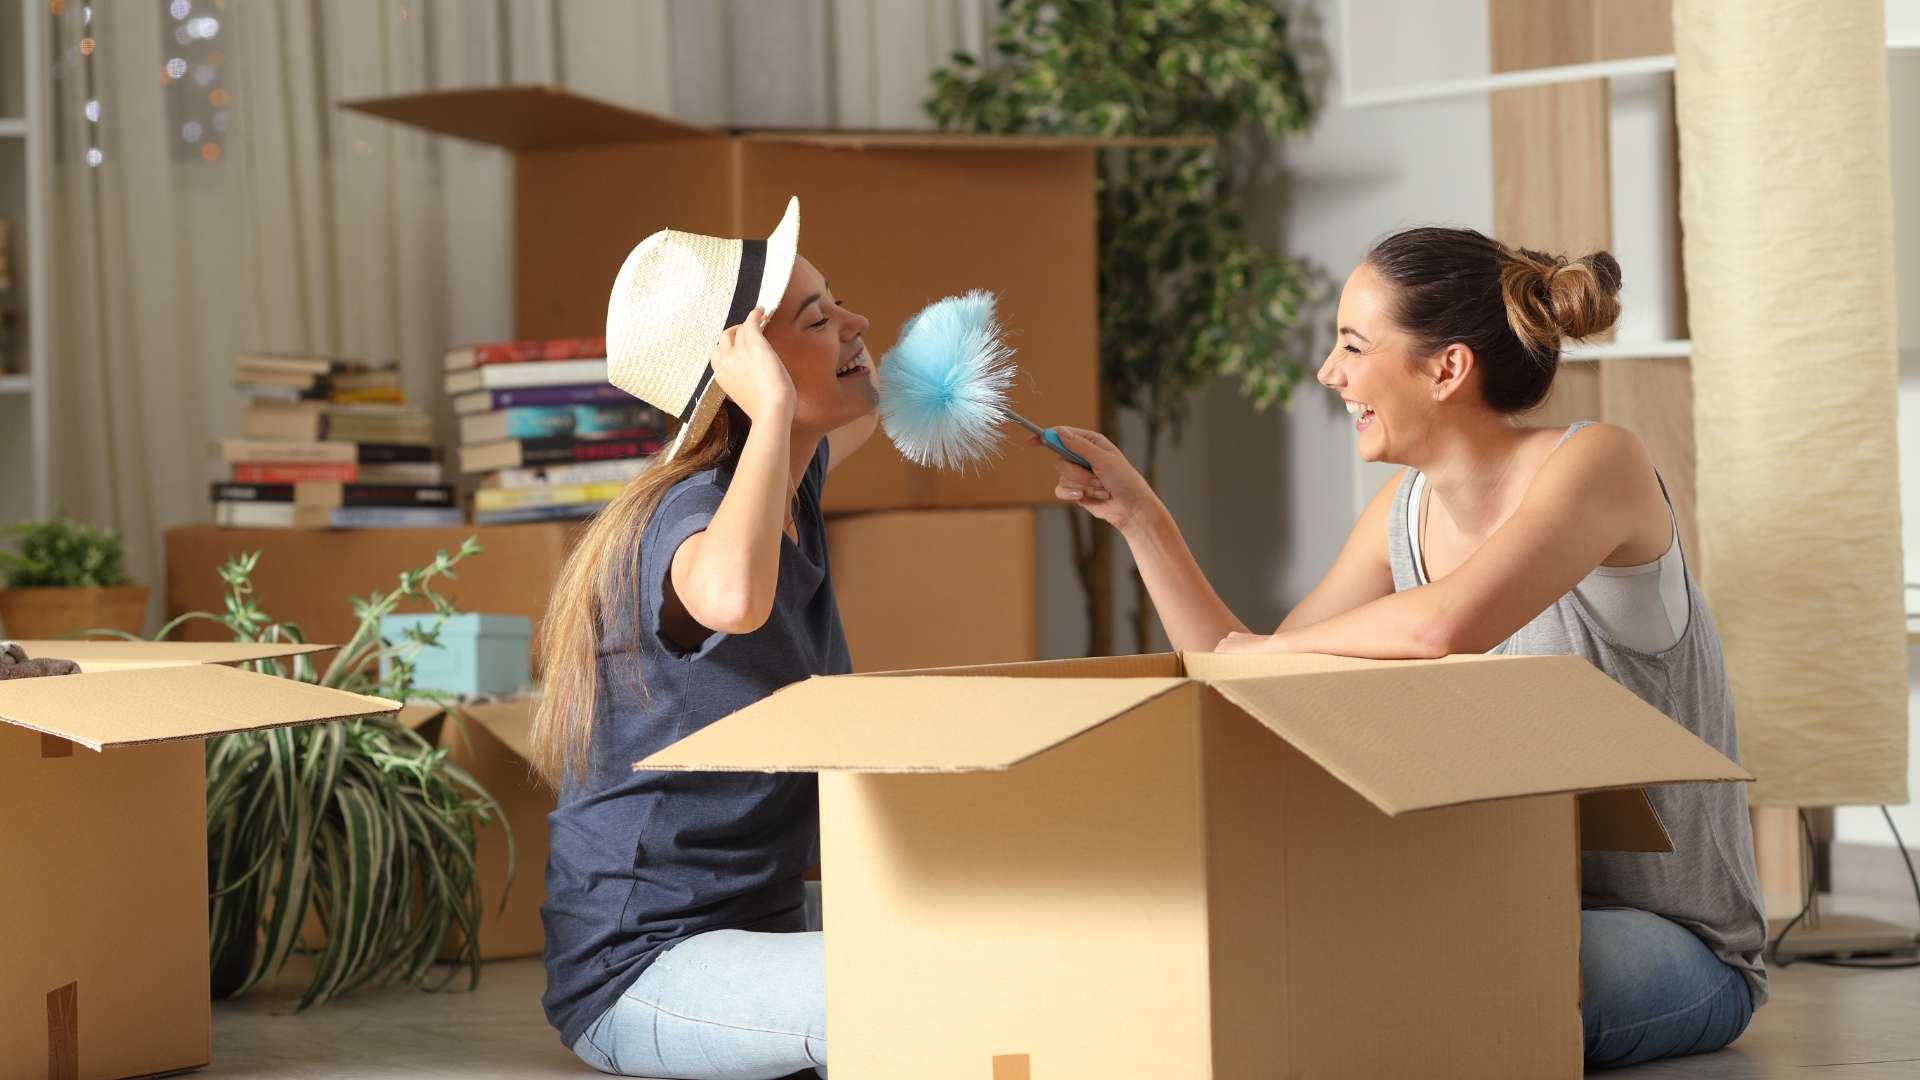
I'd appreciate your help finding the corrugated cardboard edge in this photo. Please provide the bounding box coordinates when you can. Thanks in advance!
[1201,654,1751,819]
[11,639,336,668]
[635,675,1191,773]
[0,665,401,751]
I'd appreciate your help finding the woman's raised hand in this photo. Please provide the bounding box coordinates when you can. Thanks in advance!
[711,307,796,423]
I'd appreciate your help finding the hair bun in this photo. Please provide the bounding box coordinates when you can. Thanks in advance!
[1499,246,1622,357]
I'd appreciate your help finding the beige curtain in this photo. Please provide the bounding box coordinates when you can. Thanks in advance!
[1674,0,1909,805]
[44,0,990,604]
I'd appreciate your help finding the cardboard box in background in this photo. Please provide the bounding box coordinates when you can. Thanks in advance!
[641,651,1752,1079]
[423,700,549,961]
[0,640,397,1080]
[826,508,1038,673]
[295,700,548,963]
[168,504,1045,680]
[342,86,1192,513]
[165,522,582,668]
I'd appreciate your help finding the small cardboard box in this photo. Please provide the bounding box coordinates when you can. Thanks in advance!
[826,508,1038,673]
[639,650,1752,1079]
[341,86,1193,513]
[0,640,400,1080]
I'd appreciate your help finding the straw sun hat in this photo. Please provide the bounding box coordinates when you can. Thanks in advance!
[606,196,800,462]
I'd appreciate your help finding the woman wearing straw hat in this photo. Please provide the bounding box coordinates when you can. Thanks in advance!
[1043,226,1766,1070]
[533,197,871,1079]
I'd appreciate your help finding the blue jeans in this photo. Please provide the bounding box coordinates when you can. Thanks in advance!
[572,882,827,1079]
[1582,907,1756,1069]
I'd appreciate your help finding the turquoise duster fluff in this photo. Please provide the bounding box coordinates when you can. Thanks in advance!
[877,290,1089,471]
[877,290,1018,470]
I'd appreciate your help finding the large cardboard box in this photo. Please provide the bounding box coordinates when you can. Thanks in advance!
[639,650,1752,1079]
[165,522,582,664]
[0,640,399,1080]
[341,86,1174,512]
[826,508,1038,673]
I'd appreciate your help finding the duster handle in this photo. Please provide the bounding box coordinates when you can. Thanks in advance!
[1005,410,1093,470]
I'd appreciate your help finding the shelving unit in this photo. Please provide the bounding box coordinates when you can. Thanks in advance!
[0,0,49,524]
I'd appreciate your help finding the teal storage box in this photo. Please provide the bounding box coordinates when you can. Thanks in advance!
[379,613,532,696]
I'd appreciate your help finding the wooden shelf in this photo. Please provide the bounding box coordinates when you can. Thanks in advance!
[1562,339,1690,362]
[0,374,32,394]
[0,118,24,138]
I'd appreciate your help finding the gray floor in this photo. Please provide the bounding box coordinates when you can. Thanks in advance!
[209,846,1920,1079]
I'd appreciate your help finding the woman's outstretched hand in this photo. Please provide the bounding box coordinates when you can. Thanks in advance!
[1040,427,1162,534]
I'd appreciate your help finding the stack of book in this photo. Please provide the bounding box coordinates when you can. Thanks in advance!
[448,337,666,524]
[213,352,460,529]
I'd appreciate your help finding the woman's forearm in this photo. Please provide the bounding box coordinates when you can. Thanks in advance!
[686,405,794,627]
[1262,589,1451,659]
[1120,504,1250,652]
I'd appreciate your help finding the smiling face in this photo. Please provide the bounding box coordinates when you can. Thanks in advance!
[760,255,875,436]
[1317,261,1468,464]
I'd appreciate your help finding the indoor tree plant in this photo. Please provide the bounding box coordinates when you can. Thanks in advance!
[93,536,512,1008]
[928,0,1318,654]
[0,516,148,638]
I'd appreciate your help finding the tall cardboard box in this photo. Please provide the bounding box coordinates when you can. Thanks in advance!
[826,508,1038,673]
[341,86,1188,513]
[165,522,582,665]
[640,650,1752,1079]
[0,640,399,1080]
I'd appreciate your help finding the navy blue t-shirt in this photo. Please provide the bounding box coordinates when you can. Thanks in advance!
[541,438,850,1047]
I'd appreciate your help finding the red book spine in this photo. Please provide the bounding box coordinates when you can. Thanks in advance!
[231,462,361,483]
[473,337,607,365]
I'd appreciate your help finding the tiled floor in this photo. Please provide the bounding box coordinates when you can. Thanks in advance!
[210,846,1920,1079]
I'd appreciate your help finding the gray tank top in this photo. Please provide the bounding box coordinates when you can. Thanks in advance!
[1388,421,1768,1004]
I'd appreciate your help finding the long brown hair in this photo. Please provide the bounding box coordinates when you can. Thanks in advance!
[532,402,750,787]
[1365,227,1622,414]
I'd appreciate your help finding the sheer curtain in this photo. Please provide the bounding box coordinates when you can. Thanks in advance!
[44,0,991,600]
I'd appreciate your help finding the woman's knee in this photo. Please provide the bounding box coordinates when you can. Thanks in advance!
[1580,908,1753,1067]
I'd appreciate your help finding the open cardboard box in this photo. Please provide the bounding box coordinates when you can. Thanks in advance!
[341,85,1201,512]
[0,640,400,1080]
[640,650,1752,1079]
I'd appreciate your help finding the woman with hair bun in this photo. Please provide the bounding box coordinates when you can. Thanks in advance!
[1043,226,1765,1069]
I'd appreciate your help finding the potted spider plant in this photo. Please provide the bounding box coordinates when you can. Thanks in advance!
[94,537,513,1007]
[0,517,148,638]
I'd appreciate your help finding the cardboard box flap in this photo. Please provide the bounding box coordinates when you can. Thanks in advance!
[637,676,1188,773]
[1578,788,1674,853]
[743,130,1215,151]
[456,700,537,763]
[11,639,334,672]
[1206,654,1751,816]
[397,701,447,732]
[0,664,400,750]
[340,85,715,150]
[860,652,1183,680]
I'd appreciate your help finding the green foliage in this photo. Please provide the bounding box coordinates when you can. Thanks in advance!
[127,537,510,1008]
[0,517,133,588]
[928,0,1319,437]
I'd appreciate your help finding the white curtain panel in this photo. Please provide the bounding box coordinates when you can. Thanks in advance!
[44,0,989,600]
[1674,0,1910,805]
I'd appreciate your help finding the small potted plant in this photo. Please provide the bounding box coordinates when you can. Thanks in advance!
[0,517,148,638]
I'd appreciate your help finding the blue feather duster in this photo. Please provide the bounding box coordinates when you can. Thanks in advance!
[878,290,1090,471]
